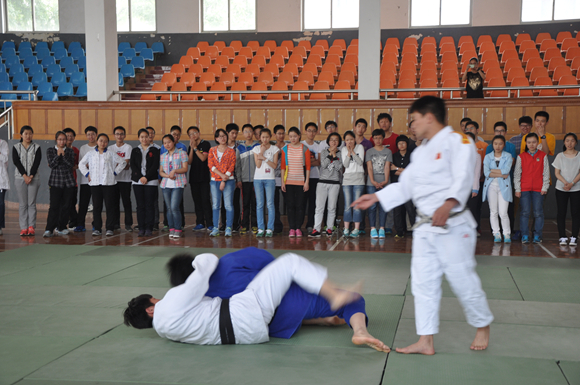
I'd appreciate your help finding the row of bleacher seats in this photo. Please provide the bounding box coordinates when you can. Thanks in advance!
[142,30,580,100]
[118,42,165,84]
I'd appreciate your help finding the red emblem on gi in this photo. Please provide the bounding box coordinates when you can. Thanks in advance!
[435,153,441,160]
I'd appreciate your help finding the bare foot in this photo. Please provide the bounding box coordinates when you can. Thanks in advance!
[395,335,435,355]
[470,326,490,351]
[329,281,363,311]
[302,316,347,326]
[352,330,391,353]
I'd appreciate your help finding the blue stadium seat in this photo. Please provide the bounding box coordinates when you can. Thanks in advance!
[35,48,51,60]
[139,48,154,62]
[18,41,32,52]
[68,42,82,53]
[12,72,29,87]
[53,48,68,61]
[4,56,20,69]
[0,73,9,83]
[131,56,145,70]
[51,72,66,87]
[70,71,86,87]
[42,91,59,101]
[9,64,24,76]
[17,81,33,100]
[75,82,87,97]
[0,63,5,73]
[57,83,73,97]
[64,64,79,78]
[19,48,33,60]
[31,72,47,87]
[71,48,85,61]
[1,42,15,52]
[1,47,16,57]
[1,92,17,107]
[0,81,13,91]
[41,56,56,69]
[120,64,135,78]
[134,42,148,54]
[37,81,53,98]
[118,56,127,69]
[118,73,124,87]
[118,42,131,54]
[34,42,49,52]
[51,41,65,52]
[151,42,164,54]
[59,56,74,69]
[77,56,86,71]
[28,63,43,77]
[46,64,62,78]
[122,48,136,60]
[23,55,38,69]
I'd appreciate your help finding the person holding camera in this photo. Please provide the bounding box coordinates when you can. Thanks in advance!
[462,57,486,99]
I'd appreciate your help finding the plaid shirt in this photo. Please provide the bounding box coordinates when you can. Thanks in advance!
[160,148,189,188]
[47,147,76,188]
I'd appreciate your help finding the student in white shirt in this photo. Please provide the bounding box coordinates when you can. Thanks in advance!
[110,126,133,232]
[253,128,280,237]
[79,133,126,237]
[74,126,98,232]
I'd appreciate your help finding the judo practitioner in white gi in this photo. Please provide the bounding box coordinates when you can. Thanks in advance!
[353,96,494,355]
[123,252,390,352]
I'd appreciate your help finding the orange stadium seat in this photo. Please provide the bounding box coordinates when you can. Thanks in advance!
[516,33,532,47]
[503,58,523,75]
[151,82,167,95]
[273,46,289,60]
[186,83,206,101]
[344,54,358,67]
[487,78,508,97]
[318,71,335,87]
[403,37,418,48]
[186,47,201,61]
[310,81,330,100]
[297,40,311,53]
[246,81,267,100]
[140,94,157,101]
[571,56,580,74]
[225,64,241,78]
[197,56,211,70]
[161,82,187,101]
[548,56,567,72]
[292,46,307,59]
[485,67,504,85]
[439,36,455,49]
[481,49,498,62]
[478,41,495,55]
[264,40,277,52]
[232,55,248,69]
[558,75,579,95]
[441,51,458,64]
[382,44,398,57]
[380,78,395,98]
[536,33,552,45]
[179,72,196,88]
[297,71,315,88]
[386,37,400,50]
[459,35,474,48]
[499,41,516,54]
[482,59,500,73]
[244,64,261,79]
[525,57,545,75]
[257,72,274,88]
[553,65,573,83]
[530,67,549,84]
[380,69,397,84]
[501,49,519,65]
[278,71,295,87]
[310,45,325,58]
[196,41,209,54]
[287,54,304,69]
[328,46,344,59]
[350,38,359,46]
[561,38,579,53]
[441,69,459,83]
[540,39,558,54]
[314,39,329,51]
[460,50,478,64]
[263,63,280,78]
[420,61,438,74]
[557,31,573,44]
[399,61,417,73]
[213,41,226,52]
[247,41,260,53]
[439,43,456,56]
[267,81,288,100]
[496,34,512,47]
[522,49,541,65]
[321,62,338,77]
[281,40,294,53]
[269,54,285,71]
[325,54,342,69]
[284,63,299,78]
[346,45,358,56]
[203,82,226,101]
[442,78,461,99]
[518,40,536,54]
[207,64,223,76]
[302,63,319,80]
[544,47,563,64]
[477,35,493,48]
[332,39,347,51]
[170,64,185,78]
[161,73,177,89]
[397,78,416,98]
[381,60,397,75]
[422,36,436,47]
[251,55,266,69]
[421,51,438,63]
[215,55,231,68]
[205,46,219,60]
[306,54,323,70]
[229,40,242,53]
[220,72,235,88]
[231,82,247,100]
[419,78,438,97]
[188,64,204,79]
[332,80,352,100]
[459,41,476,55]
[338,70,356,87]
[507,67,526,85]
[199,72,216,88]
[510,77,533,97]
[535,76,558,96]
[256,46,271,59]
[343,62,358,77]
[382,52,398,67]
[577,31,580,41]
[291,80,309,100]
[419,69,438,83]
[239,47,253,58]
[566,46,580,63]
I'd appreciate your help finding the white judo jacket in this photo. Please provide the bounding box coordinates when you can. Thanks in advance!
[375,126,477,233]
[153,253,269,345]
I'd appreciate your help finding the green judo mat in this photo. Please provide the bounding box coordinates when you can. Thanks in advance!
[0,245,579,385]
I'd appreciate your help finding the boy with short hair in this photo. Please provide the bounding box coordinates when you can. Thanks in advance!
[237,123,259,233]
[74,126,98,232]
[510,116,532,154]
[188,126,212,231]
[377,113,399,155]
[253,125,263,142]
[110,126,133,232]
[520,111,555,156]
[302,122,325,232]
[365,129,392,239]
[63,127,79,230]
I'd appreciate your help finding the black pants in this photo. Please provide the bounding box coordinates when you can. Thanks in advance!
[241,181,257,228]
[221,186,241,229]
[91,185,116,232]
[394,200,416,236]
[556,189,580,238]
[274,186,284,233]
[305,178,318,229]
[134,184,157,232]
[163,196,185,228]
[77,184,94,229]
[68,185,78,228]
[191,181,212,227]
[285,184,305,230]
[113,181,133,228]
[46,186,75,232]
[467,180,484,231]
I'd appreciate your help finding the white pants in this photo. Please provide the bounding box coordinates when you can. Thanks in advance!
[411,225,494,335]
[247,253,328,325]
[488,182,510,236]
[313,183,340,232]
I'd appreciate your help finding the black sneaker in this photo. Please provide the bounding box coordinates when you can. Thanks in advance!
[308,230,321,238]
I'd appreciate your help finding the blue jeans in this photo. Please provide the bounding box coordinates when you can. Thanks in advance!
[342,185,364,223]
[162,187,184,230]
[254,179,276,231]
[366,185,386,228]
[520,191,544,238]
[211,180,235,229]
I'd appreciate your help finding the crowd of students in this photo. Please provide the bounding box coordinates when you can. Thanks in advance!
[0,111,577,246]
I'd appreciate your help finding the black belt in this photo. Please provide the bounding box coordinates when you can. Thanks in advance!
[219,298,236,345]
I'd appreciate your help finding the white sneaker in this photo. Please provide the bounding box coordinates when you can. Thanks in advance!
[570,237,578,246]
[559,237,569,246]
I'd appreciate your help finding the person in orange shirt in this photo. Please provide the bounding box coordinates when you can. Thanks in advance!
[465,121,487,235]
[520,111,555,156]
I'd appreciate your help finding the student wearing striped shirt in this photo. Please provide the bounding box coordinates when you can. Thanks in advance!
[281,127,311,237]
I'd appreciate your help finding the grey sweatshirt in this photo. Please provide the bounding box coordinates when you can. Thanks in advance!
[318,148,343,184]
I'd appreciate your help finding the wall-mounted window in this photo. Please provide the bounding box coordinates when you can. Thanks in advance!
[303,0,359,30]
[117,0,156,32]
[202,0,256,32]
[6,0,59,32]
[411,0,470,27]
[522,0,580,22]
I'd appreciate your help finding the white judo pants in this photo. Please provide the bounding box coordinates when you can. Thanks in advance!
[411,225,494,335]
[247,253,328,325]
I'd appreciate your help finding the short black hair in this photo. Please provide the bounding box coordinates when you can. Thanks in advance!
[96,133,109,142]
[326,132,342,147]
[123,294,154,329]
[409,96,446,125]
[260,128,272,137]
[113,126,126,135]
[460,117,472,124]
[273,124,285,134]
[62,127,76,136]
[253,124,264,131]
[305,122,318,131]
[166,254,195,287]
[396,135,409,145]
[355,118,368,127]
[162,134,175,143]
[215,128,228,139]
[492,135,506,145]
[465,132,475,140]
[138,128,150,137]
[324,120,337,130]
[240,123,252,132]
[288,126,301,136]
[84,126,97,134]
[465,121,479,130]
[146,126,155,134]
[20,125,33,135]
[187,126,200,134]
[371,128,385,138]
[493,121,507,131]
[524,132,539,152]
[170,125,182,133]
[343,130,356,140]
[226,123,240,133]
[519,116,533,125]
[535,111,550,122]
[377,113,392,124]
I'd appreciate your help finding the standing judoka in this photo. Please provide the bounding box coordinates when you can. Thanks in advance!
[353,96,493,355]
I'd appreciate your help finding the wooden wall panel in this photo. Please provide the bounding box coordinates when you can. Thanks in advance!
[465,107,484,131]
[355,109,372,126]
[485,108,504,134]
[505,107,524,136]
[64,110,79,133]
[564,106,580,134]
[47,110,63,136]
[30,110,46,136]
[250,109,267,126]
[182,110,198,131]
[447,107,464,129]
[164,110,181,134]
[336,108,354,134]
[198,110,214,136]
[215,109,231,129]
[267,109,284,128]
[80,109,96,130]
[232,109,247,127]
[130,110,146,135]
[113,110,129,134]
[545,106,563,134]
[302,109,318,128]
[97,110,113,135]
[391,108,409,134]
[320,109,336,129]
[16,110,29,131]
[146,110,164,136]
[285,109,300,129]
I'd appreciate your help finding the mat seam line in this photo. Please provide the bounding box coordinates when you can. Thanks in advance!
[130,224,195,247]
[506,267,525,301]
[380,289,409,385]
[80,257,156,286]
[556,360,572,385]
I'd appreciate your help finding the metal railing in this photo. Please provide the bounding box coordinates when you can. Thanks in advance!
[0,106,14,140]
[0,90,39,105]
[114,84,580,101]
